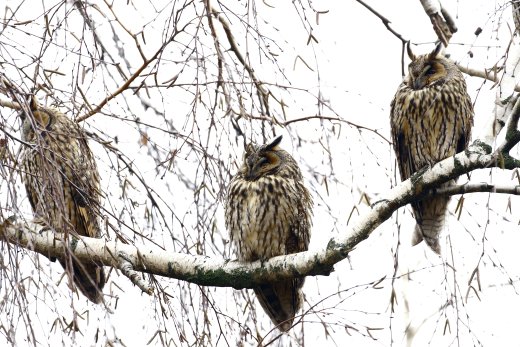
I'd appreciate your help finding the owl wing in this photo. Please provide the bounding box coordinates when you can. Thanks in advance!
[70,132,102,239]
[390,89,429,237]
[253,192,310,331]
[63,126,105,303]
[390,91,420,182]
[456,103,473,155]
[24,153,41,215]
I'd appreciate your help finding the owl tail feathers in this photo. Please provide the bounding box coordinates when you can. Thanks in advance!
[254,280,303,332]
[60,259,106,304]
[412,218,444,254]
[411,192,450,255]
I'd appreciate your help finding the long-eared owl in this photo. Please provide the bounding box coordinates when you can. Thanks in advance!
[20,97,105,303]
[224,135,313,331]
[390,43,473,254]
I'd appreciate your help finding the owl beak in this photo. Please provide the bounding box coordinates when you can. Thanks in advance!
[412,77,427,90]
[244,169,260,181]
[244,159,259,181]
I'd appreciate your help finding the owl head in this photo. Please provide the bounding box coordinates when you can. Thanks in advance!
[240,135,289,181]
[20,96,53,141]
[405,42,456,90]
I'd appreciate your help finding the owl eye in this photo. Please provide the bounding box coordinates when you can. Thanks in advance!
[424,65,436,76]
[257,156,269,167]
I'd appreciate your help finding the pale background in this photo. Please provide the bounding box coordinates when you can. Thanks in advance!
[0,1,519,346]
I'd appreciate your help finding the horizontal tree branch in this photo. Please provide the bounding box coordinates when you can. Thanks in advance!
[434,183,520,196]
[0,138,507,290]
[455,62,505,86]
[1,97,519,292]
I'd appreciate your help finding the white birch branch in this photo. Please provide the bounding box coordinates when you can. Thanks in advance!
[455,62,520,144]
[487,37,520,145]
[418,0,457,46]
[455,63,500,85]
[0,138,510,289]
[455,62,520,92]
[434,183,520,196]
[1,99,519,290]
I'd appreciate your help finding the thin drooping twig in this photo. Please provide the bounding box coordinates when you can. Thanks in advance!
[2,98,520,290]
[74,1,119,63]
[75,43,165,122]
[75,18,189,122]
[354,0,406,44]
[248,114,391,144]
[0,130,514,289]
[210,6,272,116]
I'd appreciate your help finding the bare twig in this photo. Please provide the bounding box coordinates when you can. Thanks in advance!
[354,0,406,44]
[75,14,188,122]
[75,43,165,122]
[1,126,518,289]
[248,114,391,144]
[210,6,272,116]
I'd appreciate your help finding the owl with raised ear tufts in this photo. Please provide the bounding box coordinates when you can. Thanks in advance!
[20,96,106,303]
[224,135,313,332]
[390,43,474,254]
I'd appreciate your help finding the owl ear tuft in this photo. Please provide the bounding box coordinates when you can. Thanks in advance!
[266,135,283,150]
[428,42,445,60]
[406,42,416,61]
[28,95,39,111]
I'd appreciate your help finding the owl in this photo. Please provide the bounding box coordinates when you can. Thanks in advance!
[225,135,313,331]
[390,43,473,254]
[513,0,520,33]
[20,97,105,303]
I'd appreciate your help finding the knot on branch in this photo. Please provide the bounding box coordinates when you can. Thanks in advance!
[118,251,153,295]
[470,139,492,155]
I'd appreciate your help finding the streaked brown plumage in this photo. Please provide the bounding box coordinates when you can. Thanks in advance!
[513,0,520,33]
[390,43,473,254]
[224,135,312,331]
[21,97,105,303]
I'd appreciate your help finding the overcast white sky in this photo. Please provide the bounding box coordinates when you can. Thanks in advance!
[1,1,520,346]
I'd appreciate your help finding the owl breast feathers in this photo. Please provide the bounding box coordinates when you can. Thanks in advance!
[21,97,105,303]
[390,43,474,254]
[224,135,313,331]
